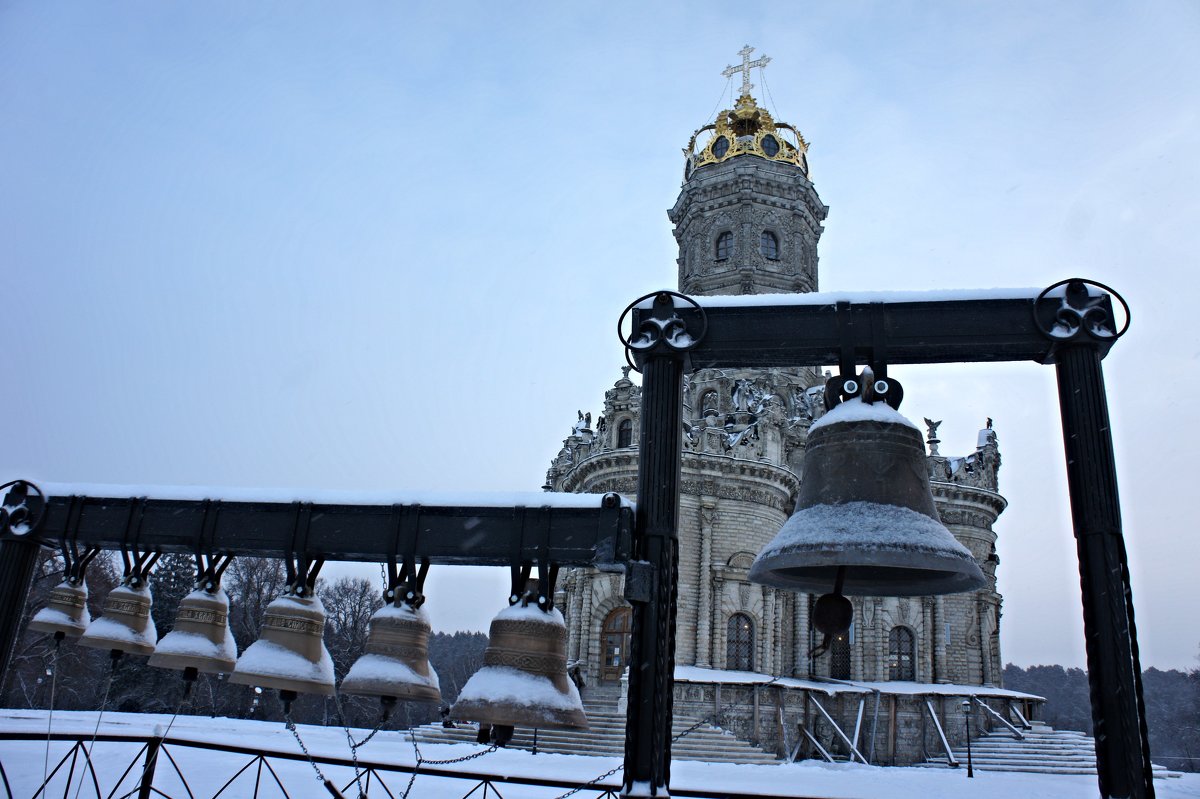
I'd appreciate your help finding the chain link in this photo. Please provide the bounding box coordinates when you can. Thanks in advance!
[399,728,499,799]
[525,680,788,799]
[550,761,624,799]
[285,712,330,785]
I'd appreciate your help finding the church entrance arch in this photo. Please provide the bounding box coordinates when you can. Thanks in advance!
[600,607,632,683]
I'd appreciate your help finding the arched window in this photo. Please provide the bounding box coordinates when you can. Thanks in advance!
[700,390,719,417]
[600,607,633,683]
[760,231,779,260]
[830,625,852,679]
[715,231,733,260]
[617,419,633,449]
[727,613,755,671]
[888,626,916,681]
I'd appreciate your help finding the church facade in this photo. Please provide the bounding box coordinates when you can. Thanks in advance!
[544,53,1026,763]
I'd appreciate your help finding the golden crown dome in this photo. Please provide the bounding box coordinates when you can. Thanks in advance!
[684,47,810,179]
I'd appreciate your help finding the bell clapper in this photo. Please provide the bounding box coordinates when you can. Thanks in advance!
[810,566,853,658]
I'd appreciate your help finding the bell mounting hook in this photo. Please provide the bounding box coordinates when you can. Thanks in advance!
[824,302,904,411]
[386,504,428,608]
[285,502,323,597]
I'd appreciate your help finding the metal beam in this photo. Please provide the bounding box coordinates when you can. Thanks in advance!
[634,292,1116,369]
[3,492,633,568]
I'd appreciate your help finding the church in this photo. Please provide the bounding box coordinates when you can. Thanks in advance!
[543,49,1032,764]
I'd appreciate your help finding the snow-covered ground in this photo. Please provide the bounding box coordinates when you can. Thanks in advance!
[0,710,1195,799]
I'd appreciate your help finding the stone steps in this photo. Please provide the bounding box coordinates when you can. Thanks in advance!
[917,722,1184,779]
[410,701,781,764]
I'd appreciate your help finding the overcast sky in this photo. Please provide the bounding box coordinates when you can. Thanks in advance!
[2,2,1197,671]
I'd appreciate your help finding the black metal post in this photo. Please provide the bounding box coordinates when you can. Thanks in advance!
[1055,343,1153,799]
[137,732,163,799]
[0,538,40,690]
[961,700,974,778]
[620,292,700,798]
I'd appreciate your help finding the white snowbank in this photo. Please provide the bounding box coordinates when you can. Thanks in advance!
[1,710,1193,799]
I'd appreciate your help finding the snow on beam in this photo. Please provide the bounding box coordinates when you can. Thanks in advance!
[5,483,634,568]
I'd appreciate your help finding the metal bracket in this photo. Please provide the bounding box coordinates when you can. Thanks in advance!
[623,560,654,603]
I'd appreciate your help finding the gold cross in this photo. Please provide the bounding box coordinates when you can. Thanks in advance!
[722,45,771,97]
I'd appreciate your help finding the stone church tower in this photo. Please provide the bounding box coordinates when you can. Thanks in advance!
[544,49,1008,759]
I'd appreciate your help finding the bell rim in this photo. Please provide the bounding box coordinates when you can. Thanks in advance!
[227,668,337,695]
[748,550,986,596]
[450,697,589,731]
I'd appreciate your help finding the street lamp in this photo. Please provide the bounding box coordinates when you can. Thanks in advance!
[962,699,975,778]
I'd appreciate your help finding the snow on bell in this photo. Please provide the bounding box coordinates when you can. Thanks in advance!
[30,542,102,640]
[229,582,335,697]
[340,600,441,705]
[29,580,91,639]
[77,581,157,657]
[452,590,588,731]
[749,371,986,599]
[149,562,238,675]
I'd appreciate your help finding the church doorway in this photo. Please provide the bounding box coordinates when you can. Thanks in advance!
[600,607,632,683]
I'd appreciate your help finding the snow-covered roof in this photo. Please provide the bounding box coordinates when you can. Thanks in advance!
[675,666,1044,701]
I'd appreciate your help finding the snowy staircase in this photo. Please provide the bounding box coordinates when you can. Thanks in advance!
[409,698,781,764]
[918,721,1183,779]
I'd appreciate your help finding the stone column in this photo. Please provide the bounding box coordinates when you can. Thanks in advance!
[921,598,935,684]
[711,572,725,667]
[566,571,582,662]
[935,595,949,683]
[696,502,716,667]
[875,598,887,680]
[773,591,783,676]
[851,600,863,680]
[581,575,594,673]
[793,592,809,677]
[761,586,774,674]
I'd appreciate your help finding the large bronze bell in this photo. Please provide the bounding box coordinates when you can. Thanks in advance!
[750,373,985,598]
[77,583,158,656]
[340,602,441,704]
[229,588,335,696]
[452,594,588,731]
[28,580,91,639]
[149,585,238,675]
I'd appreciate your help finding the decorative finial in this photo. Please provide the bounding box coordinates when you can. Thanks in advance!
[722,45,771,98]
[924,418,942,456]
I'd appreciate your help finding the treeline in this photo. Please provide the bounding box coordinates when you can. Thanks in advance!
[2,552,488,731]
[1003,662,1200,773]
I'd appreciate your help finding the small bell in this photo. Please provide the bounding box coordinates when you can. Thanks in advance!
[77,581,157,657]
[340,601,440,704]
[28,579,90,639]
[229,585,335,696]
[750,370,986,599]
[452,587,587,731]
[149,583,238,675]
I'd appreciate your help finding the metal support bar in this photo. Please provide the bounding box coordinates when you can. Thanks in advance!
[791,723,834,763]
[619,292,698,798]
[1009,702,1032,730]
[807,694,868,764]
[925,700,959,767]
[851,697,865,758]
[1054,344,1153,799]
[971,697,1023,740]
